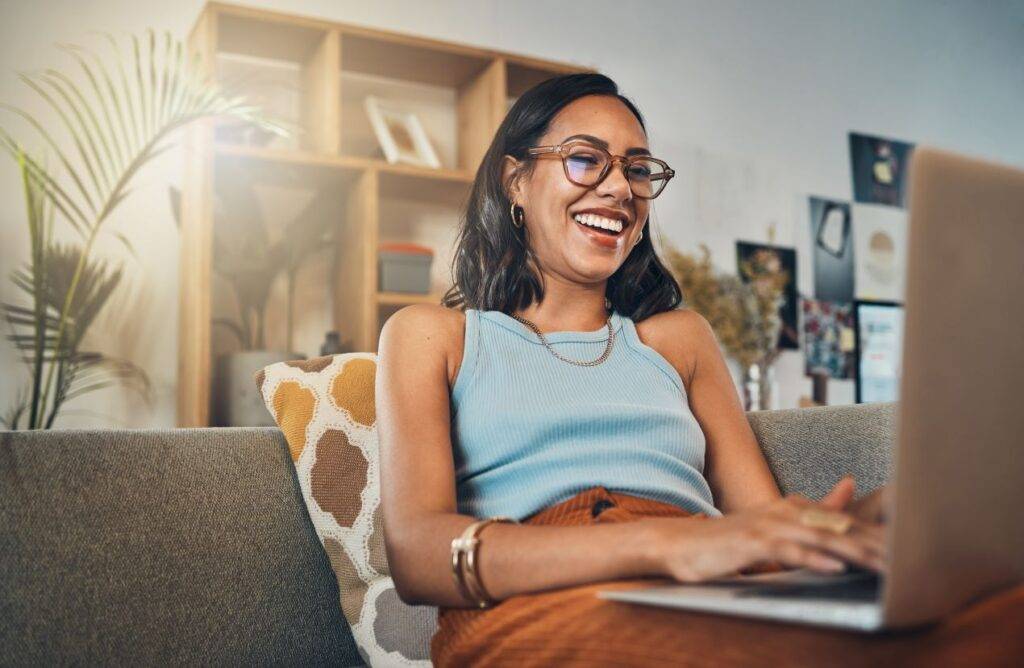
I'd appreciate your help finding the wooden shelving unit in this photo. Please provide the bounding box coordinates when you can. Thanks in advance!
[177,1,594,426]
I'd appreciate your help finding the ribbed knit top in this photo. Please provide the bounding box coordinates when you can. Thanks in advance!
[450,308,721,521]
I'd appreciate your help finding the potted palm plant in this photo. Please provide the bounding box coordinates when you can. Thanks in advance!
[1,30,288,429]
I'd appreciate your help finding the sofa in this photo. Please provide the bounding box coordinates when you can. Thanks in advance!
[1,401,895,665]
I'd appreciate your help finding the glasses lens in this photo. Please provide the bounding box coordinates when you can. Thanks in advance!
[564,144,608,185]
[627,158,668,198]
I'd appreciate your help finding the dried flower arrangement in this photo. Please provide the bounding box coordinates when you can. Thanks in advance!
[663,242,788,409]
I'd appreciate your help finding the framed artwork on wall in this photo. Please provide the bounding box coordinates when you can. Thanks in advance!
[808,196,855,303]
[853,300,904,404]
[853,204,907,302]
[849,131,915,208]
[803,298,856,380]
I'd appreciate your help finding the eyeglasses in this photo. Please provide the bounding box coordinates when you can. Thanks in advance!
[525,139,675,199]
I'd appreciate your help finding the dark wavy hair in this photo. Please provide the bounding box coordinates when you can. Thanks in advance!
[440,72,683,322]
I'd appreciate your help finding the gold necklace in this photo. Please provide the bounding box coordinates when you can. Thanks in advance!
[509,312,615,367]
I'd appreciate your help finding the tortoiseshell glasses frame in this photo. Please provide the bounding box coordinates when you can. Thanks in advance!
[525,139,675,199]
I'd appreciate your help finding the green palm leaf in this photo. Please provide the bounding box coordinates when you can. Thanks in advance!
[1,28,291,429]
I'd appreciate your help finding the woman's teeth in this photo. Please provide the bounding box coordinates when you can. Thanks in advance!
[573,213,624,235]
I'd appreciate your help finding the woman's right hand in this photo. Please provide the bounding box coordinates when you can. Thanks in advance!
[644,487,887,583]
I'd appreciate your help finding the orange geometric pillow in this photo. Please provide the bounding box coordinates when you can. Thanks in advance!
[254,353,437,666]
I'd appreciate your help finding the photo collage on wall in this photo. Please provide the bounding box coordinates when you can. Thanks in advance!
[801,131,913,402]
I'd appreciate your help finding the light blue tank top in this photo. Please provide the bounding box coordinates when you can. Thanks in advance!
[450,308,721,521]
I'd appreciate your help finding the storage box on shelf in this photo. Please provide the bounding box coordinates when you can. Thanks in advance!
[177,1,594,426]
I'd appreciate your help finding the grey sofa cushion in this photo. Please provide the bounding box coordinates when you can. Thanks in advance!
[0,427,363,667]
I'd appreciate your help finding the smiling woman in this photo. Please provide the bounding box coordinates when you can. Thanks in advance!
[373,72,1023,666]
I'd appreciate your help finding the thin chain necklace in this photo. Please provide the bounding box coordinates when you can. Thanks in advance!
[509,312,616,367]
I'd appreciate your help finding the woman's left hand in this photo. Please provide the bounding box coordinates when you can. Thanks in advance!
[821,475,890,525]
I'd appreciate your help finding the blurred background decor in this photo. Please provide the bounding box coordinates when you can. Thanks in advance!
[736,241,798,351]
[0,28,285,429]
[171,173,338,425]
[802,298,855,380]
[215,50,303,149]
[665,242,786,411]
[809,196,855,303]
[849,131,915,208]
[377,241,434,294]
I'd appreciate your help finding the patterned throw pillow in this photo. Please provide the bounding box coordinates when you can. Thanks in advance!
[254,353,437,667]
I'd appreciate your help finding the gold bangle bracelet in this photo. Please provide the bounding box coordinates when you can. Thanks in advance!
[450,516,519,608]
[451,520,492,606]
[450,534,479,604]
[465,517,517,608]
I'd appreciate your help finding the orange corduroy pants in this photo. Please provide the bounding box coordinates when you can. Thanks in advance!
[431,485,1024,667]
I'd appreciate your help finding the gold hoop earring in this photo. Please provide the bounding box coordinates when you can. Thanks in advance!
[510,202,524,228]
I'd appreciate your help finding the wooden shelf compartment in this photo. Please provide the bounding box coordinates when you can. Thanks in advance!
[337,62,503,175]
[211,5,339,154]
[335,26,504,174]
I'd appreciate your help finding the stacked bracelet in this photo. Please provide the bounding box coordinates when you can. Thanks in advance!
[450,516,519,608]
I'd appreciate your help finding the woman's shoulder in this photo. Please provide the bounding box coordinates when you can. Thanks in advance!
[632,308,713,390]
[380,304,465,349]
[379,304,467,387]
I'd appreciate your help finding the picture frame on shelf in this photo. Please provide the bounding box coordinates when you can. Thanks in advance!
[364,95,441,169]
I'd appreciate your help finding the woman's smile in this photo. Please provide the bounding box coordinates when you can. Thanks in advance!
[570,212,626,250]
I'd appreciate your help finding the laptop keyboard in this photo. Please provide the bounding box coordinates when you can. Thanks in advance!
[735,571,881,602]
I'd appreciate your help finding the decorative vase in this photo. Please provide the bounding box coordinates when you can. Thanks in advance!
[742,361,778,411]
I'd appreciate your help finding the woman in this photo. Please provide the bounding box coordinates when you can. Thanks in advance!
[376,73,1022,666]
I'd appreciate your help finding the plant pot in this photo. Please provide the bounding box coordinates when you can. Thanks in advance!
[212,350,305,426]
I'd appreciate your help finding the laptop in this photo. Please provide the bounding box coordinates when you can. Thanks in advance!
[597,146,1024,632]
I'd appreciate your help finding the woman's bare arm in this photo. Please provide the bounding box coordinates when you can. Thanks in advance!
[376,304,667,607]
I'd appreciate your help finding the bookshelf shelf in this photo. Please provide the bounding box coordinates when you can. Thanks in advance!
[177,1,595,426]
[214,143,474,184]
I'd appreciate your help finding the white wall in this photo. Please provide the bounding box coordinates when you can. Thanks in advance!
[2,0,1022,427]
